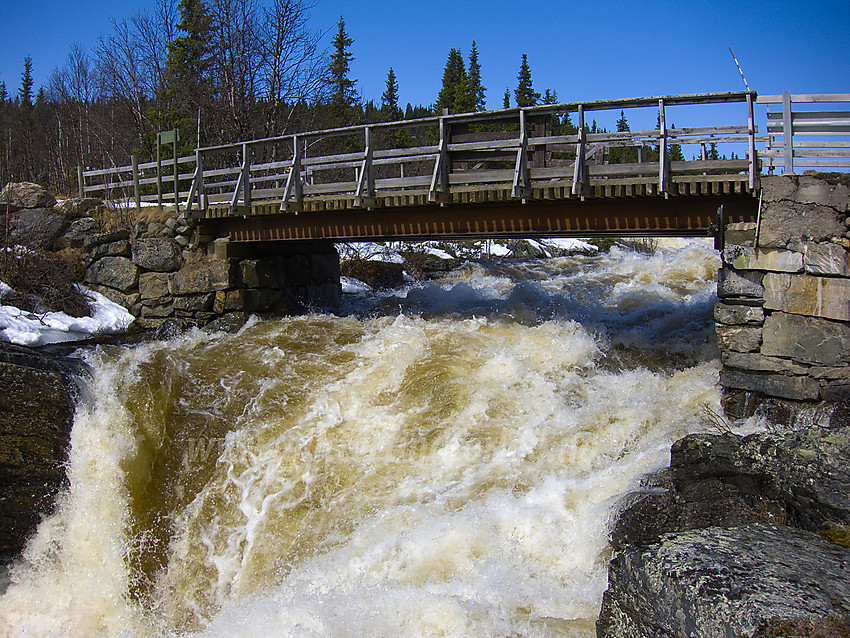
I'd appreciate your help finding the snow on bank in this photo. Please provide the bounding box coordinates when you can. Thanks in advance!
[0,283,134,347]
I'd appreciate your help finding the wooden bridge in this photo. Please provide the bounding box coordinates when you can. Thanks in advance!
[80,91,850,243]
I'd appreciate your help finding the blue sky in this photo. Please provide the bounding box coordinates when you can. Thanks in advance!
[1,0,848,117]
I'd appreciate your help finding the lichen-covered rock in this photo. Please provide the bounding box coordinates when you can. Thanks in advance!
[54,197,101,219]
[85,256,139,292]
[720,368,821,401]
[713,302,764,325]
[132,238,182,272]
[57,216,99,249]
[714,324,762,352]
[0,182,56,212]
[805,241,850,276]
[597,524,850,638]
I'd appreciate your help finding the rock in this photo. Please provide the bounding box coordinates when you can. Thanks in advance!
[597,524,850,638]
[809,366,850,380]
[307,282,342,308]
[762,312,850,366]
[240,258,285,288]
[85,256,139,292]
[723,245,803,272]
[723,221,756,246]
[132,238,182,272]
[805,241,850,276]
[0,343,85,561]
[54,197,101,219]
[714,324,762,352]
[172,293,214,312]
[90,239,131,260]
[153,318,195,340]
[759,201,845,249]
[169,260,235,295]
[138,272,170,300]
[763,272,850,321]
[203,312,250,333]
[9,208,66,249]
[713,302,764,325]
[340,259,405,290]
[0,182,56,212]
[84,230,130,250]
[721,351,809,375]
[57,216,99,249]
[213,289,245,313]
[720,368,821,401]
[717,267,764,300]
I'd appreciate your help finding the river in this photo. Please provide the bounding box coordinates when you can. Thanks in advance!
[1,240,727,637]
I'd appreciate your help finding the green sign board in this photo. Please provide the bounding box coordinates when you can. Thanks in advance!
[158,129,179,145]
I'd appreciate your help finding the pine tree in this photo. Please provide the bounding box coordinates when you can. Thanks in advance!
[616,110,629,132]
[0,81,8,104]
[329,16,357,107]
[514,54,539,107]
[381,67,401,120]
[543,89,558,105]
[467,41,485,111]
[436,48,469,114]
[19,56,34,108]
[611,110,637,163]
[503,87,510,109]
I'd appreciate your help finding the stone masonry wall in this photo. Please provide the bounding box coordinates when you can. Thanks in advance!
[83,211,341,330]
[716,174,850,413]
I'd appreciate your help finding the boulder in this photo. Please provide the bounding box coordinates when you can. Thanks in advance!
[598,524,850,638]
[132,238,182,272]
[0,343,85,561]
[85,256,139,292]
[9,208,66,249]
[57,216,100,249]
[0,182,56,212]
[54,197,101,219]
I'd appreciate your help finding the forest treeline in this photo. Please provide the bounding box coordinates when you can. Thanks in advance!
[0,0,654,195]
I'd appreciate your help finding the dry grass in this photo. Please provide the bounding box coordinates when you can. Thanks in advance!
[699,403,735,434]
[0,246,91,317]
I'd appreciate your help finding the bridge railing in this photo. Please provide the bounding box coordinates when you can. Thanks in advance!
[182,90,760,215]
[79,153,197,210]
[757,93,850,174]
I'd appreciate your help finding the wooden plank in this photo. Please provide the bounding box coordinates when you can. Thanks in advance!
[758,94,850,104]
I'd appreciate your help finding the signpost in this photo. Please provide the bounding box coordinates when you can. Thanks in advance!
[157,129,180,210]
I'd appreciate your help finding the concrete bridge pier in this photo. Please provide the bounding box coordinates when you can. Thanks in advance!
[715,174,850,419]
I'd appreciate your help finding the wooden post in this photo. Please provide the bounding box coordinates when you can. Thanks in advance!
[513,109,530,199]
[356,126,375,207]
[747,92,757,189]
[157,142,162,208]
[173,132,179,211]
[782,90,794,174]
[77,166,84,198]
[242,142,251,211]
[429,117,449,203]
[658,98,670,196]
[131,154,141,211]
[281,134,303,212]
[572,104,589,197]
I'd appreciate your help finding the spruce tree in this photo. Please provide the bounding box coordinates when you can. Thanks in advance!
[467,41,486,111]
[19,56,34,108]
[0,82,7,103]
[329,16,357,107]
[381,67,401,120]
[436,48,468,114]
[163,0,212,141]
[503,87,510,109]
[514,54,539,107]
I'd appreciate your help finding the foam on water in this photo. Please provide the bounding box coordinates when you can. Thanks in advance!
[0,241,736,637]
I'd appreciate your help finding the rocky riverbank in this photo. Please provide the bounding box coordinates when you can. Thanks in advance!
[597,402,850,636]
[0,342,88,566]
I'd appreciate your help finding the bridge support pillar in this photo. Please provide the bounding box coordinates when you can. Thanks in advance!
[716,174,850,420]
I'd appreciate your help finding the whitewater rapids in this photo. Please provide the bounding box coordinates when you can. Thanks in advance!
[0,241,732,637]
